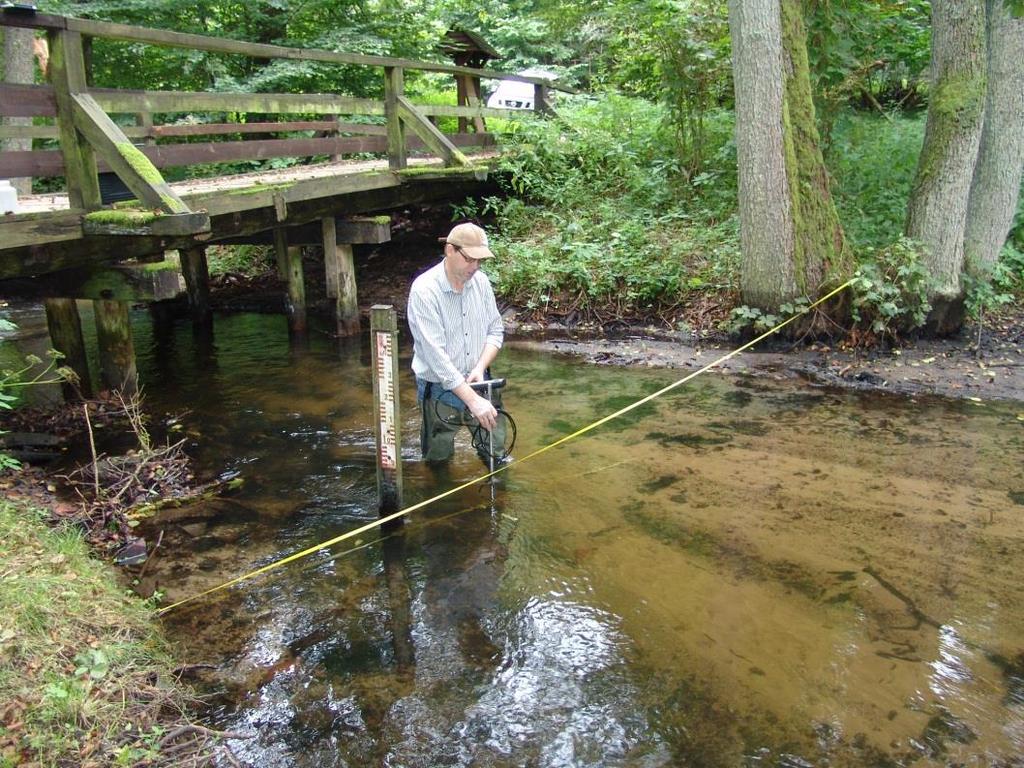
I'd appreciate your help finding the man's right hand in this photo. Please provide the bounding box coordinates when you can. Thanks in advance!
[467,393,498,431]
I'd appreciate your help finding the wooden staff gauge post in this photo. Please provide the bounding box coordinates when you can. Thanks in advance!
[370,305,403,516]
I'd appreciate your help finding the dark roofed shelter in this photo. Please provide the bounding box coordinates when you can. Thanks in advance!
[439,27,500,134]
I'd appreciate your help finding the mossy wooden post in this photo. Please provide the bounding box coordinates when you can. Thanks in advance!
[371,305,403,516]
[322,217,360,336]
[43,298,93,399]
[180,246,212,326]
[384,66,407,170]
[272,228,289,280]
[47,29,101,210]
[93,300,137,395]
[335,243,360,336]
[323,217,339,299]
[283,244,307,334]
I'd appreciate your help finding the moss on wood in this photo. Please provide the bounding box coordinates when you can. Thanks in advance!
[114,142,164,187]
[84,210,159,226]
[395,165,487,178]
[779,0,850,296]
[224,182,296,197]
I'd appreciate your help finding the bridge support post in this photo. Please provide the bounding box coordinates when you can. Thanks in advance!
[283,245,307,334]
[334,243,360,336]
[272,228,289,280]
[384,66,407,170]
[93,299,137,395]
[180,246,212,326]
[322,217,360,336]
[371,305,403,516]
[44,298,92,399]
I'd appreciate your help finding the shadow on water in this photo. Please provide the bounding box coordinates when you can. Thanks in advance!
[99,309,1024,766]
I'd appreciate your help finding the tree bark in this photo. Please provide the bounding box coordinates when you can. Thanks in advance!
[905,0,988,332]
[963,0,1024,279]
[779,0,850,296]
[3,26,35,195]
[729,0,849,315]
[729,0,797,308]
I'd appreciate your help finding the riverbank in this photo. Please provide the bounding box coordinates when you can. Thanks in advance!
[220,219,1024,405]
[508,304,1024,403]
[0,498,231,766]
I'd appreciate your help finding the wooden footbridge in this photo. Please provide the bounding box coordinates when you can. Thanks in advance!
[0,9,565,396]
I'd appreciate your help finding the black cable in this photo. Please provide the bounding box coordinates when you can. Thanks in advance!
[469,409,517,462]
[432,398,517,461]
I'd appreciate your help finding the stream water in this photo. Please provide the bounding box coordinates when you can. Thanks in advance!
[13,306,1024,766]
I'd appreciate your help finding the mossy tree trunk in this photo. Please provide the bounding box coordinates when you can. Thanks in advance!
[905,0,988,334]
[963,0,1024,281]
[729,0,849,321]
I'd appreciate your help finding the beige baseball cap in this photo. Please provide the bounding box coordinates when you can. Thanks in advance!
[439,222,495,260]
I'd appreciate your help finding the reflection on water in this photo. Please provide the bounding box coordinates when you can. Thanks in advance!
[120,311,1024,766]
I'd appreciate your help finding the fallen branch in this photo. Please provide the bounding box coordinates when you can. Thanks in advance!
[158,723,252,749]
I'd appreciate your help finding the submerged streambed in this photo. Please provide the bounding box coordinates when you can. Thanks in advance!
[88,311,1024,765]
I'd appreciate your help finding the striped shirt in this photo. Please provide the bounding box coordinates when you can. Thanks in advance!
[407,259,504,391]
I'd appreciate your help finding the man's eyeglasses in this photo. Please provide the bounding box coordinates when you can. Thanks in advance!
[452,244,482,264]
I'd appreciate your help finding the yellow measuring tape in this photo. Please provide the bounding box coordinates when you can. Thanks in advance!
[159,279,853,615]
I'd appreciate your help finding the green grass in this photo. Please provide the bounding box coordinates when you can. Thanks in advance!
[0,501,197,766]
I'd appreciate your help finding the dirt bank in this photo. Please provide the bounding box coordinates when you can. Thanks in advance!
[507,308,1024,403]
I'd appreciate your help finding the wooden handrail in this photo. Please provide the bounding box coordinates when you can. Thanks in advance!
[91,89,385,117]
[0,10,575,92]
[0,119,388,141]
[0,133,497,178]
[0,9,554,210]
[0,80,528,128]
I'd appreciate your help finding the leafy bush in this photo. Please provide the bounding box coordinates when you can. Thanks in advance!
[0,318,72,472]
[478,95,739,318]
[205,244,275,278]
[849,237,932,337]
[828,113,926,249]
[965,244,1024,319]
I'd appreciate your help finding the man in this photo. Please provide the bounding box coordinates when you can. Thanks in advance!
[407,222,507,465]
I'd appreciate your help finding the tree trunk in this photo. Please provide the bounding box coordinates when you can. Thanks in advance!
[963,0,1024,279]
[3,26,35,195]
[905,0,988,333]
[729,0,797,308]
[779,0,850,296]
[729,0,849,315]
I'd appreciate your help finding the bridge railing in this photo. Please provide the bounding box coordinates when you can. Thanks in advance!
[0,10,562,216]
